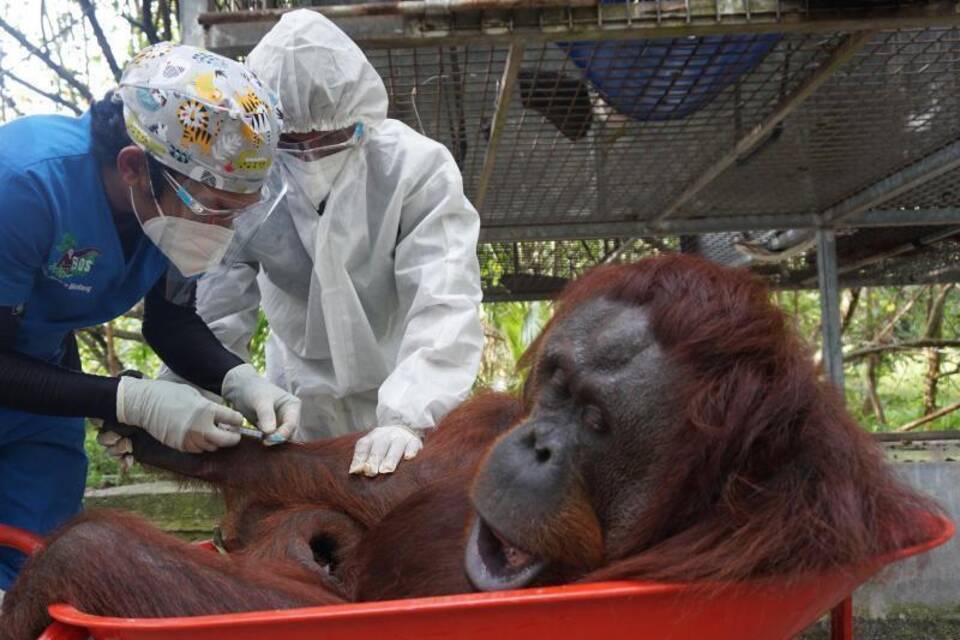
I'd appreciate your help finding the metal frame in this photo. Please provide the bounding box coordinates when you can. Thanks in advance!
[478,208,960,241]
[192,0,960,298]
[655,31,876,223]
[195,1,960,51]
[474,42,525,209]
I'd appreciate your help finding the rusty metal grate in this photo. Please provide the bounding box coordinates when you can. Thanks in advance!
[197,1,960,300]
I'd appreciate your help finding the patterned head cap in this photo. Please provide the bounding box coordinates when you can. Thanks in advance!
[119,42,283,195]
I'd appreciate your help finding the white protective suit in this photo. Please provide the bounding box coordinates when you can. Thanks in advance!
[195,10,484,441]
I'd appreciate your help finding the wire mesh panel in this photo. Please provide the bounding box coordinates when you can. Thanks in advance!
[478,237,672,299]
[365,45,507,190]
[473,32,845,227]
[684,27,960,219]
[200,2,960,298]
[877,164,960,211]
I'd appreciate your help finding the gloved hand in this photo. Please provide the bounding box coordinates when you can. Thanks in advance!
[116,376,244,453]
[349,425,423,477]
[221,363,301,445]
[96,429,134,472]
[156,364,223,403]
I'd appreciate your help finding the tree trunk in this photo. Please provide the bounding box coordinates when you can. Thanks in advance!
[860,289,886,424]
[104,321,122,377]
[866,354,886,425]
[922,284,955,415]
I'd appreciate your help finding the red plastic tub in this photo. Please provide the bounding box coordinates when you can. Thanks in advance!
[1,516,953,640]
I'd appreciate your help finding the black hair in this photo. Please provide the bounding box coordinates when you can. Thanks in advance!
[90,89,167,195]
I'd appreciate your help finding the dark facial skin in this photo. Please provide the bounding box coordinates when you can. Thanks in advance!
[466,298,681,591]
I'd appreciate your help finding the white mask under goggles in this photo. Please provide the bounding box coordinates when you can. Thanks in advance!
[132,168,288,278]
[278,123,363,162]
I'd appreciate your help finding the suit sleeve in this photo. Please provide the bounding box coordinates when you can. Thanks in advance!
[376,151,484,431]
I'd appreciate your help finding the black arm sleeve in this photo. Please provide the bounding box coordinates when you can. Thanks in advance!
[0,306,120,420]
[142,275,243,396]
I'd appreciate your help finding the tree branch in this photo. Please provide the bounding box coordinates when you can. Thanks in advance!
[1,69,82,115]
[840,287,860,336]
[873,285,928,343]
[78,0,122,82]
[86,325,145,343]
[140,0,161,44]
[159,0,173,42]
[76,329,110,373]
[896,400,960,432]
[845,339,960,363]
[0,16,93,103]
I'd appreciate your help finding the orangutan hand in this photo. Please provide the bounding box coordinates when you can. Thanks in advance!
[349,425,423,477]
[97,429,135,472]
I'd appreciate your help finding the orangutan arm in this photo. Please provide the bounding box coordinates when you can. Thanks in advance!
[0,510,339,640]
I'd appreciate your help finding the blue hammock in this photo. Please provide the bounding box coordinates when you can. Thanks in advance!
[557,32,782,121]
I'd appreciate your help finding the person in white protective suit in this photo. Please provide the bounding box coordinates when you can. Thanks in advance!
[193,10,484,477]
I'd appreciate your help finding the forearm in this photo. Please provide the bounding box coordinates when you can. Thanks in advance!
[0,306,118,419]
[377,319,482,429]
[0,348,119,420]
[142,278,243,395]
[386,180,483,428]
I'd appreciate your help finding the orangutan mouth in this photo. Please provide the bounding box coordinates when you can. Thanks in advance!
[464,516,546,591]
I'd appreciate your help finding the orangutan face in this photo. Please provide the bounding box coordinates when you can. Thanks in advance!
[466,298,682,591]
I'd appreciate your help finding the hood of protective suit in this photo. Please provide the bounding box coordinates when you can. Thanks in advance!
[247,10,388,134]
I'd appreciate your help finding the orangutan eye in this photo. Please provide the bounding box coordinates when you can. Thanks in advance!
[582,405,606,433]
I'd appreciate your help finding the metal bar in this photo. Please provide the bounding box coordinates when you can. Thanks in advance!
[199,1,960,50]
[822,140,960,225]
[199,0,597,24]
[875,430,960,443]
[799,226,960,288]
[654,31,874,223]
[817,228,844,390]
[474,42,525,211]
[477,208,960,242]
[830,597,853,640]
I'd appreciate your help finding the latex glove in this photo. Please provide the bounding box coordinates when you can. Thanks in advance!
[96,430,134,472]
[116,377,244,453]
[349,425,423,477]
[221,363,301,445]
[156,364,223,403]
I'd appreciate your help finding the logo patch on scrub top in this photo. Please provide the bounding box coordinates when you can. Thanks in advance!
[46,233,101,292]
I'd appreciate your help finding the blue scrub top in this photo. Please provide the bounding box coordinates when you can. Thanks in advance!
[0,112,168,364]
[0,113,169,590]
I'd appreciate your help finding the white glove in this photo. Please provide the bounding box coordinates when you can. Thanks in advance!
[157,364,223,403]
[96,430,134,472]
[116,377,244,453]
[349,425,423,477]
[221,363,301,445]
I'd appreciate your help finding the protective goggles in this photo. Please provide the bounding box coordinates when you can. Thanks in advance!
[277,123,363,161]
[163,170,285,222]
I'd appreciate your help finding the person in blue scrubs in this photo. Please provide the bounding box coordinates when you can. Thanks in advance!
[0,43,301,594]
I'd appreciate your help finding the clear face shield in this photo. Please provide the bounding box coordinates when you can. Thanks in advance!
[135,167,289,300]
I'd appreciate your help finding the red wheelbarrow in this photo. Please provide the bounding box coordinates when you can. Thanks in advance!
[0,514,952,640]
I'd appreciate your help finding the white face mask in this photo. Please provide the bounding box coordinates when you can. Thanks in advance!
[284,149,352,209]
[130,186,236,277]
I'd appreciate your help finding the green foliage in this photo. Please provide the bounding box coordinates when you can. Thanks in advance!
[476,301,552,393]
[248,310,270,372]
